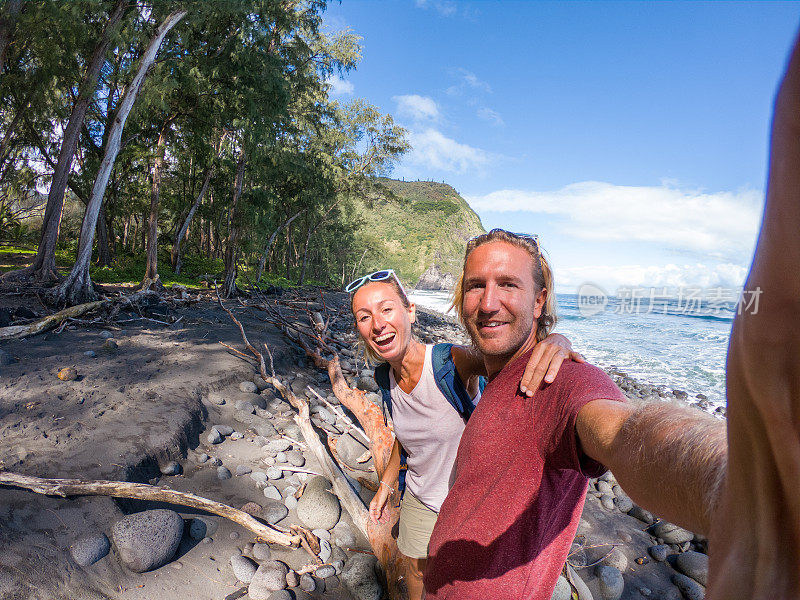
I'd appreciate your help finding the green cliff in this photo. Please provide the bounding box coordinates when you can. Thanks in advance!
[352,178,486,290]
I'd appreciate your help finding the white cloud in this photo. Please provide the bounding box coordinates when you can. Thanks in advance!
[326,74,354,97]
[477,107,504,126]
[404,128,489,174]
[415,0,457,17]
[555,262,750,293]
[466,181,763,263]
[393,94,439,121]
[447,68,492,95]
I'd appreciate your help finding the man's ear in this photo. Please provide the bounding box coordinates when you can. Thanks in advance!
[533,289,547,320]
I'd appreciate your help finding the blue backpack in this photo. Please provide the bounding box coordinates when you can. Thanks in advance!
[373,343,486,494]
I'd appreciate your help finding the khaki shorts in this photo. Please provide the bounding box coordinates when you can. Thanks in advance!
[396,490,439,559]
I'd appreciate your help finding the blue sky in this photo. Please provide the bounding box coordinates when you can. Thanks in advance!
[324,1,800,293]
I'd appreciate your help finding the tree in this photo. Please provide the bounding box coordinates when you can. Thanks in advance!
[3,0,129,283]
[53,8,187,304]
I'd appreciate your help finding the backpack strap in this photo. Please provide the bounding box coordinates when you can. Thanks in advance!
[373,361,407,494]
[431,343,481,421]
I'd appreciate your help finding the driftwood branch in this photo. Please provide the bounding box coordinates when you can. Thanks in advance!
[0,300,106,339]
[0,471,300,546]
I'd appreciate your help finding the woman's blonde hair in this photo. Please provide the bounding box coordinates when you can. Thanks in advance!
[451,229,557,343]
[350,276,413,365]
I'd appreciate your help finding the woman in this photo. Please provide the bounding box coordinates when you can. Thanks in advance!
[347,268,580,600]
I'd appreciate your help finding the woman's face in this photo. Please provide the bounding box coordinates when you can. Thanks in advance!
[352,281,416,364]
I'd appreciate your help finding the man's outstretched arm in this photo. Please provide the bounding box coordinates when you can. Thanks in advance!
[576,399,726,536]
[705,32,800,600]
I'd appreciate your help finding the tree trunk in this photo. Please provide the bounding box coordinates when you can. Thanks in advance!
[141,115,175,290]
[18,0,127,283]
[257,210,302,282]
[0,0,22,74]
[299,225,312,285]
[222,148,245,298]
[96,205,112,267]
[53,9,187,305]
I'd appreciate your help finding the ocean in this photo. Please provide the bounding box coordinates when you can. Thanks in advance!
[408,290,735,411]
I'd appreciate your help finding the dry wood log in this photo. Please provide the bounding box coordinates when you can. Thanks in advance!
[0,470,299,546]
[0,300,105,339]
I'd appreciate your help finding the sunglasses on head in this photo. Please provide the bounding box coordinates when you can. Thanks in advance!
[345,269,407,298]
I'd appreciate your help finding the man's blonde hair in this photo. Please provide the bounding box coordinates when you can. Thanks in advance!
[451,229,557,343]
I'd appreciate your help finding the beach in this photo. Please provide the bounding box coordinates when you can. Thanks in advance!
[0,288,712,600]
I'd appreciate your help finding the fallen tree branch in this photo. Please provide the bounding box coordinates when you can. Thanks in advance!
[0,471,299,546]
[0,300,105,339]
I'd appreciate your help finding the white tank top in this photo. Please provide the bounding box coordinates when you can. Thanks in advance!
[389,345,480,512]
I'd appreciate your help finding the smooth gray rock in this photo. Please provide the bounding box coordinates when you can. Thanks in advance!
[213,424,235,436]
[263,485,282,501]
[296,476,340,530]
[217,466,232,480]
[236,464,252,476]
[250,471,269,486]
[286,450,305,467]
[208,391,226,405]
[239,381,258,393]
[231,554,258,582]
[83,350,97,358]
[275,451,287,464]
[235,400,256,414]
[238,392,267,409]
[316,565,336,579]
[300,573,316,592]
[550,576,572,600]
[628,505,654,524]
[597,480,613,494]
[253,542,271,561]
[356,376,378,393]
[318,538,332,563]
[614,494,633,513]
[648,544,669,562]
[336,433,373,470]
[648,521,694,544]
[70,533,110,566]
[673,551,708,586]
[267,591,293,600]
[255,423,277,437]
[601,547,628,572]
[341,554,381,600]
[595,565,624,600]
[600,493,615,510]
[263,500,289,525]
[249,560,289,599]
[312,528,331,541]
[267,439,293,452]
[159,461,181,476]
[196,453,209,463]
[284,495,298,510]
[100,330,114,339]
[207,429,223,444]
[231,431,243,440]
[670,573,705,600]
[332,522,356,548]
[188,517,218,540]
[112,509,183,573]
[286,570,300,587]
[266,466,283,480]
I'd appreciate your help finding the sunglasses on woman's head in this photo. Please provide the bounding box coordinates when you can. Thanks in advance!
[345,269,407,299]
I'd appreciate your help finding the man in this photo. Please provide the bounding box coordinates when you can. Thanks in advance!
[424,228,727,599]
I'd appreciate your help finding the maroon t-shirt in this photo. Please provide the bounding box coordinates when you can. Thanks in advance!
[424,354,625,600]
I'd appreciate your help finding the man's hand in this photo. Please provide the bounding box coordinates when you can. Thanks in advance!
[519,333,584,397]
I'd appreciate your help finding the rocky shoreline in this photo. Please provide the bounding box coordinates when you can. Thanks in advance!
[0,290,712,600]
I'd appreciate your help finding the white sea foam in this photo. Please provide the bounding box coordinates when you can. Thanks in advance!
[409,290,730,409]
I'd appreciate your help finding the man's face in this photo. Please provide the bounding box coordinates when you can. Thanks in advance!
[461,240,546,375]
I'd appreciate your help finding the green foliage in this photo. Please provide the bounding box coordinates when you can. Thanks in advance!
[342,179,485,287]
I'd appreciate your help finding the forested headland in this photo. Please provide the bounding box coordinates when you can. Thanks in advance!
[0,0,422,305]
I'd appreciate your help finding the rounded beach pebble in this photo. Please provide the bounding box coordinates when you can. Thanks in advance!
[595,565,624,600]
[70,533,111,566]
[207,429,223,444]
[160,461,181,476]
[217,466,232,480]
[231,554,259,583]
[111,509,183,573]
[296,476,340,530]
[239,381,258,393]
[341,554,381,600]
[248,560,289,598]
[672,551,708,586]
[252,542,271,561]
